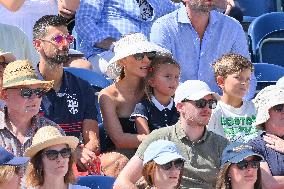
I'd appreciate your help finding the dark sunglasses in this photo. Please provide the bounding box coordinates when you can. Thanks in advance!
[41,34,74,46]
[160,159,184,171]
[20,88,45,99]
[273,104,284,113]
[43,148,72,160]
[182,99,217,109]
[236,160,260,170]
[133,51,156,61]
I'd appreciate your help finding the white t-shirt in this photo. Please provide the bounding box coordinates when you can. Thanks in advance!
[208,100,259,142]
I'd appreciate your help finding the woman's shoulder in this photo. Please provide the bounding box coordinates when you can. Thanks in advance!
[99,83,119,99]
[69,184,91,189]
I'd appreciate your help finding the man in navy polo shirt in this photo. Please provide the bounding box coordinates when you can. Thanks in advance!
[32,15,100,169]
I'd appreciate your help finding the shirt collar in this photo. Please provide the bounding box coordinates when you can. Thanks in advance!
[151,96,174,111]
[177,6,218,26]
[176,121,209,142]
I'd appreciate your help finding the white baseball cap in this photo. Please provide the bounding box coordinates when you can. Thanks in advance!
[174,80,220,103]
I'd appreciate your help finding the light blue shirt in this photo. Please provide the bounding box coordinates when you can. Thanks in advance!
[75,0,181,58]
[150,6,256,99]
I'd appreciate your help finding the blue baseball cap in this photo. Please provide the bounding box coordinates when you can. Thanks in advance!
[143,140,185,165]
[221,142,263,166]
[0,147,30,166]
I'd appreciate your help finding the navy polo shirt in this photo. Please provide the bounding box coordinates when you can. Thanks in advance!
[130,96,180,132]
[39,70,98,141]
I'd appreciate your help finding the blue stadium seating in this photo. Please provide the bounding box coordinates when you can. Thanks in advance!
[235,0,277,17]
[77,175,116,189]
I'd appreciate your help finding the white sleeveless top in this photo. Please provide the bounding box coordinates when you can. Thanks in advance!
[0,0,57,42]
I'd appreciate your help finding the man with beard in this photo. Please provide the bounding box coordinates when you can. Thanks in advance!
[113,80,229,189]
[150,0,256,99]
[32,15,100,170]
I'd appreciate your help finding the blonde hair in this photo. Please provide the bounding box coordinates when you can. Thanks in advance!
[213,53,254,81]
[0,165,16,184]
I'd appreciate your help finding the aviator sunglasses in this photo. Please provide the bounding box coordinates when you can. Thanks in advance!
[20,88,45,99]
[133,51,156,61]
[159,159,184,171]
[182,99,217,109]
[41,34,74,46]
[43,148,72,160]
[236,160,260,170]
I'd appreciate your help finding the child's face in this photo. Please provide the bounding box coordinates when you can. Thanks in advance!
[219,68,252,99]
[149,64,180,98]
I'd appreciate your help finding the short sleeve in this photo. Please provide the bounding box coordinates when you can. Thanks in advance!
[130,102,149,121]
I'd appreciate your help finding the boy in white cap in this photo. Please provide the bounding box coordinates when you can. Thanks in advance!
[114,80,229,189]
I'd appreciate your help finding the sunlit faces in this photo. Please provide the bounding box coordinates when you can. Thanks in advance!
[188,0,215,13]
[149,64,180,98]
[42,144,70,178]
[266,104,284,136]
[219,69,252,100]
[181,94,214,127]
[38,26,70,65]
[154,159,183,189]
[229,156,259,188]
[4,84,43,116]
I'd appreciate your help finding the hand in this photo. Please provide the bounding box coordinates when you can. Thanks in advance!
[263,133,284,153]
[76,144,97,169]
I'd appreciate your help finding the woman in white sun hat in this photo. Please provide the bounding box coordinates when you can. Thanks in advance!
[24,126,90,189]
[99,33,170,159]
[142,140,185,189]
[248,85,284,188]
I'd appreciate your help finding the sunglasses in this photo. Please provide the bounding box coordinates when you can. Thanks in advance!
[41,34,74,46]
[236,160,260,170]
[43,148,72,160]
[182,99,217,109]
[133,51,156,61]
[273,104,284,113]
[159,159,184,171]
[20,88,45,99]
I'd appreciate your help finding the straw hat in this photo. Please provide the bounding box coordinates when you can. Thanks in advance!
[105,33,170,79]
[2,60,54,91]
[24,126,79,157]
[253,85,284,126]
[0,51,16,64]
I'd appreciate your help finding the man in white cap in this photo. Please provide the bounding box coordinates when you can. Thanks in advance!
[114,80,229,189]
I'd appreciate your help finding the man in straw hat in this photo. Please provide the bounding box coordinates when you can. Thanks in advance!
[248,85,284,189]
[114,80,229,189]
[0,59,58,157]
[33,15,99,169]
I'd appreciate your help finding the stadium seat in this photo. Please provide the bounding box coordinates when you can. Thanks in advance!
[77,175,115,189]
[235,0,277,17]
[253,63,284,93]
[248,12,284,63]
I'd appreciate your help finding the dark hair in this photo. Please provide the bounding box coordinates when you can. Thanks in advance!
[216,161,262,189]
[33,15,67,40]
[25,146,76,187]
[145,53,180,100]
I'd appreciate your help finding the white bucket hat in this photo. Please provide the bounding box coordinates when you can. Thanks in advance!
[105,33,170,79]
[174,80,220,103]
[276,76,284,89]
[253,85,284,126]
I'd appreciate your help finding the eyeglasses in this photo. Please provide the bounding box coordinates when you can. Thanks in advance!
[273,104,284,113]
[133,51,156,61]
[20,88,45,99]
[41,34,74,46]
[182,99,217,109]
[236,160,260,170]
[160,159,184,170]
[43,148,72,160]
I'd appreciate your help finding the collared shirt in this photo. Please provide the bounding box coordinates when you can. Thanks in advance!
[38,69,98,141]
[75,0,181,58]
[150,6,256,99]
[136,122,229,189]
[130,96,179,132]
[0,108,58,157]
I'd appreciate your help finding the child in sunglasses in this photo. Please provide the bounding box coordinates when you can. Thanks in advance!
[130,53,180,134]
[24,126,90,189]
[142,140,185,189]
[208,53,258,142]
[216,142,263,189]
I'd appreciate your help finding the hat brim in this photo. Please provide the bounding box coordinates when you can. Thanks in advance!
[3,79,54,92]
[4,156,30,166]
[186,91,220,101]
[24,136,79,157]
[228,152,264,164]
[152,152,185,165]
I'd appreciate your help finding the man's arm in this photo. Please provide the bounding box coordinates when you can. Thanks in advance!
[82,119,100,154]
[113,155,143,189]
[260,162,284,189]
